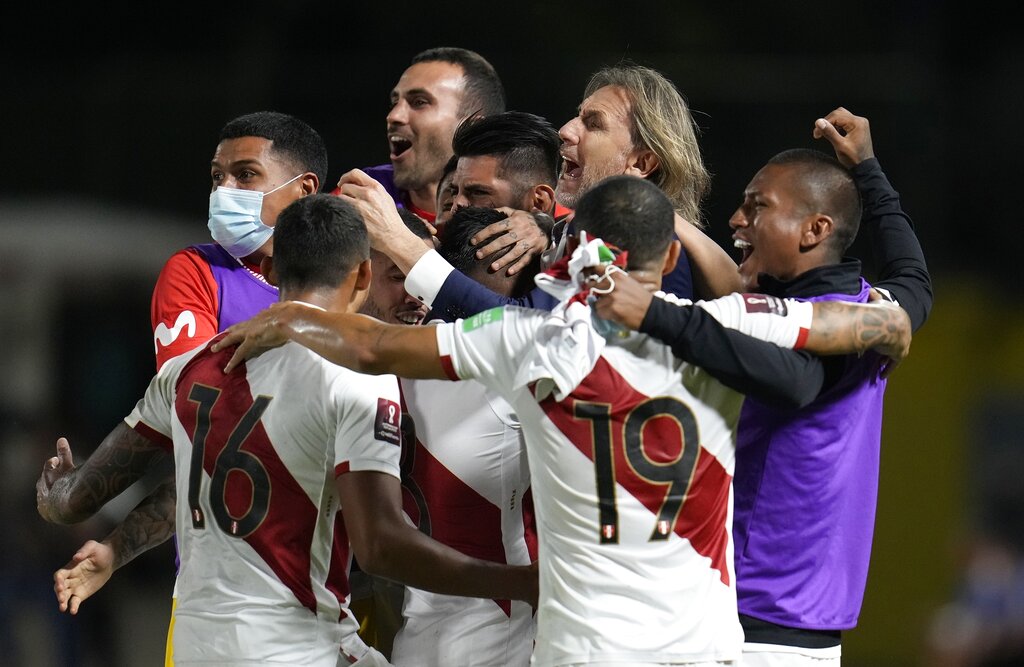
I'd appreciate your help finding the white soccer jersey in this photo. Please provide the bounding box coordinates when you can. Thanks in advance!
[390,376,536,666]
[433,296,811,666]
[125,336,402,667]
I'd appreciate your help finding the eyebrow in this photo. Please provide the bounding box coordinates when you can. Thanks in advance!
[462,183,494,195]
[211,158,263,171]
[581,109,604,126]
[391,87,435,101]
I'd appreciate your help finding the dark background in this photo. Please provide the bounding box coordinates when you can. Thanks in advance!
[3,2,1020,298]
[3,3,1023,665]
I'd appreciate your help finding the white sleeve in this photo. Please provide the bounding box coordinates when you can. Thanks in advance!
[403,248,455,308]
[329,369,403,478]
[693,292,814,348]
[123,348,193,444]
[434,308,534,390]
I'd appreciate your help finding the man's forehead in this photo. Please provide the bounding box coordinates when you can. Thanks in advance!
[211,136,280,168]
[579,85,633,121]
[392,60,466,99]
[455,154,503,182]
[747,164,810,203]
[749,163,791,191]
[370,248,401,269]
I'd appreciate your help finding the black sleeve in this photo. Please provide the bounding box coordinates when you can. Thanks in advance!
[852,158,933,332]
[639,297,825,408]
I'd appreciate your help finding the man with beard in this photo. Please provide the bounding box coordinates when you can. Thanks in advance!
[354,47,505,226]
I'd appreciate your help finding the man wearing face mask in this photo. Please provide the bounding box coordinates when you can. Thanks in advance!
[38,110,329,665]
[152,110,325,370]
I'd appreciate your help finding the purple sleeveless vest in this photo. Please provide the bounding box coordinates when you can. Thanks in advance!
[191,243,278,329]
[734,278,888,630]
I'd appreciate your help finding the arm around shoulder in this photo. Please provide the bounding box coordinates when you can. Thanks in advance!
[673,214,743,299]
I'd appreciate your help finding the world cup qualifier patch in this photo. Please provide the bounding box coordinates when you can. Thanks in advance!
[374,398,402,445]
[742,294,788,316]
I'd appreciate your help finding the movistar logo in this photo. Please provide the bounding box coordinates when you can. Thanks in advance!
[154,311,197,351]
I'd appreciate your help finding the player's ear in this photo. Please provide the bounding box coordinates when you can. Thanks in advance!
[661,239,681,276]
[625,149,660,180]
[801,214,834,251]
[354,258,372,291]
[260,256,278,286]
[300,172,318,197]
[529,184,556,216]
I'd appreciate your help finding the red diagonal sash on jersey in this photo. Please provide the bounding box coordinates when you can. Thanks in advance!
[538,356,731,584]
[175,341,331,612]
[398,387,538,617]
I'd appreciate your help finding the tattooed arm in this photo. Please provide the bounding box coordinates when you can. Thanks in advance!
[38,424,175,613]
[104,473,176,565]
[804,294,911,365]
[595,271,912,368]
[37,424,169,524]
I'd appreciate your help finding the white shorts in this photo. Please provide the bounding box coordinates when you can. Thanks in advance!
[563,662,734,666]
[739,642,841,666]
[391,587,535,666]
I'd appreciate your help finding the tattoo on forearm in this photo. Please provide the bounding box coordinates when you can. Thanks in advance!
[50,425,166,523]
[111,480,176,569]
[816,301,908,355]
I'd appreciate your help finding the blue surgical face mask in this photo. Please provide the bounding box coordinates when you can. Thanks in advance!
[207,173,303,259]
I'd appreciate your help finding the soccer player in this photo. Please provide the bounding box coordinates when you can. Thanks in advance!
[390,206,540,667]
[337,63,740,331]
[37,194,536,666]
[357,47,505,226]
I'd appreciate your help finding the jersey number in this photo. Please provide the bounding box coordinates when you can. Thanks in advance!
[574,397,699,544]
[187,384,272,537]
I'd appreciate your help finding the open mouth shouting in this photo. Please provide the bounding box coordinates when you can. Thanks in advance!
[560,154,583,181]
[734,237,753,268]
[557,149,581,184]
[389,133,413,161]
[733,236,761,289]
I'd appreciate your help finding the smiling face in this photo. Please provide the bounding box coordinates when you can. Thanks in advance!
[555,85,638,209]
[360,249,430,326]
[386,61,466,200]
[729,162,815,291]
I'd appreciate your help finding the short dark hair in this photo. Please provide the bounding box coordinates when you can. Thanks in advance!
[438,205,536,295]
[440,154,459,183]
[411,47,505,117]
[273,194,368,291]
[452,111,560,201]
[397,207,434,240]
[572,175,675,269]
[767,148,862,257]
[437,206,507,274]
[219,111,329,191]
[435,155,460,221]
